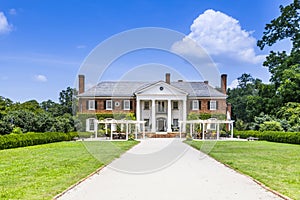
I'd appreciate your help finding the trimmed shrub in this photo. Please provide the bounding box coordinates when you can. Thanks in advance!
[0,132,78,150]
[234,130,300,145]
[259,121,283,131]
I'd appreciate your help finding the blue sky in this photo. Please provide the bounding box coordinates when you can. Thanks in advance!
[0,0,293,102]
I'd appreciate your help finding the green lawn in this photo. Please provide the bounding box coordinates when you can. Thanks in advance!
[0,140,139,200]
[185,140,300,200]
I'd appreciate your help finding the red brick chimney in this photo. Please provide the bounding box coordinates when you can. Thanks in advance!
[165,73,170,84]
[78,75,85,94]
[221,74,227,94]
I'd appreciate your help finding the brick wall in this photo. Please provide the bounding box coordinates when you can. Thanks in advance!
[78,98,227,115]
[187,99,227,114]
[79,98,136,114]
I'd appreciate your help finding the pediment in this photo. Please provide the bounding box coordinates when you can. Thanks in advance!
[135,81,188,96]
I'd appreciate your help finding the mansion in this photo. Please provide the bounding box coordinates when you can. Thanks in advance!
[78,73,231,134]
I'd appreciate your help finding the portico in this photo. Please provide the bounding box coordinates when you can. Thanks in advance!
[135,81,187,133]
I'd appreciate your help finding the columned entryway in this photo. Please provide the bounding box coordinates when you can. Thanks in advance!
[136,97,187,133]
[135,81,188,134]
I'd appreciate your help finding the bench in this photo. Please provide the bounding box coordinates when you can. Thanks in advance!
[247,137,259,141]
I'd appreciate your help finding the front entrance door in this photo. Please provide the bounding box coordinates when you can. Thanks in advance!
[157,118,166,132]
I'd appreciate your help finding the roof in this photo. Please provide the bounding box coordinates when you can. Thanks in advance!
[78,81,226,98]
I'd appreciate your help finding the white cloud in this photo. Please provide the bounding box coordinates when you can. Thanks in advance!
[228,79,239,89]
[34,75,48,82]
[9,9,17,15]
[173,9,265,64]
[0,12,12,34]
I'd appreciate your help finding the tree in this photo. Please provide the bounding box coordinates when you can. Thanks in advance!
[257,0,300,102]
[277,102,300,131]
[237,73,255,89]
[40,100,64,117]
[257,0,300,51]
[59,87,78,115]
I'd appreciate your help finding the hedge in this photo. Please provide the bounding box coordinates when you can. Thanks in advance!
[0,132,78,150]
[234,130,300,145]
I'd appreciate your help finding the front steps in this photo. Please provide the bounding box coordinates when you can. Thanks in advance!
[146,132,185,138]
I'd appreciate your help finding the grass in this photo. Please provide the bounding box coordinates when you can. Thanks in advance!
[185,140,300,200]
[0,140,139,200]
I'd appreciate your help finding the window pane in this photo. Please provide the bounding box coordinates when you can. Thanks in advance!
[124,100,130,110]
[144,101,149,110]
[173,101,178,109]
[192,100,198,110]
[210,101,216,110]
[106,100,112,110]
[89,100,95,110]
[89,119,95,131]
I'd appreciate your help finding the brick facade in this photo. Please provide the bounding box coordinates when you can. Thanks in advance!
[79,98,136,114]
[79,98,226,115]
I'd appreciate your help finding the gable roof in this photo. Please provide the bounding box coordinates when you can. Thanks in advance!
[78,81,226,98]
[135,81,188,95]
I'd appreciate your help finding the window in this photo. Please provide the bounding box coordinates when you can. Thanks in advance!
[144,101,150,110]
[106,100,112,110]
[123,100,130,110]
[157,101,165,113]
[172,101,178,110]
[210,123,216,130]
[192,100,199,110]
[210,100,217,110]
[88,100,95,110]
[86,118,96,132]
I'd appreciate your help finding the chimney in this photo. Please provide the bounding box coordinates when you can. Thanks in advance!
[221,74,227,94]
[204,80,209,84]
[78,75,85,94]
[165,73,170,84]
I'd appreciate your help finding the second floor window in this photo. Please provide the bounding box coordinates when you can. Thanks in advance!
[144,101,150,110]
[209,100,217,110]
[192,100,199,110]
[106,100,112,110]
[88,100,95,110]
[123,100,130,110]
[173,101,178,110]
[157,101,165,113]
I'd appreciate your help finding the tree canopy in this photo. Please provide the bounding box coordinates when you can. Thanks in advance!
[228,1,299,131]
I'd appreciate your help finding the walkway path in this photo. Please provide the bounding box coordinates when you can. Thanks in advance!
[58,139,282,200]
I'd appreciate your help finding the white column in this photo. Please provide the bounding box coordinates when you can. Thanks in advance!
[151,99,156,133]
[143,123,145,139]
[179,121,182,139]
[217,123,220,140]
[136,98,141,132]
[94,120,98,138]
[135,123,138,139]
[110,123,113,140]
[202,123,205,140]
[126,122,128,140]
[167,99,172,132]
[182,99,187,133]
[231,123,234,138]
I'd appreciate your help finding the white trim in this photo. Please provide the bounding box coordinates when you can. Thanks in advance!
[188,96,226,100]
[135,81,188,95]
[123,100,130,110]
[210,100,217,110]
[192,100,199,110]
[106,100,113,110]
[88,100,95,110]
[86,118,96,132]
